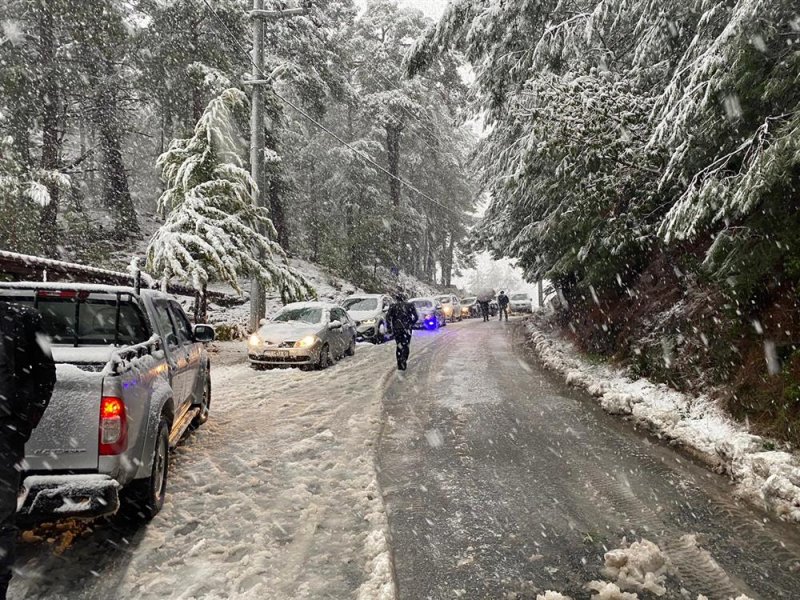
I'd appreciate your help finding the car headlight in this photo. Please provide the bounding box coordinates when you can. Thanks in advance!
[248,334,262,348]
[295,335,318,349]
[361,318,376,325]
[443,307,452,315]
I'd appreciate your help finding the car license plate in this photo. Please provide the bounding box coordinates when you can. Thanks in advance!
[273,350,289,357]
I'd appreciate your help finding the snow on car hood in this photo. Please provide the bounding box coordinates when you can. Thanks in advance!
[348,310,380,322]
[258,322,322,343]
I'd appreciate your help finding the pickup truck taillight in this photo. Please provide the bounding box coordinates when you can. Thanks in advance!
[99,396,128,455]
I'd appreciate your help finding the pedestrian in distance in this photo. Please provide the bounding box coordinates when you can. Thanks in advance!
[478,299,490,322]
[386,292,419,371]
[0,302,56,600]
[498,291,509,322]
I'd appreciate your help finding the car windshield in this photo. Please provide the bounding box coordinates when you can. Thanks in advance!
[343,298,378,311]
[272,307,323,324]
[462,297,476,304]
[413,300,432,308]
[437,296,451,303]
[511,294,529,300]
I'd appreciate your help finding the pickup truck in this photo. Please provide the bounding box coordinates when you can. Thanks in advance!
[0,282,215,523]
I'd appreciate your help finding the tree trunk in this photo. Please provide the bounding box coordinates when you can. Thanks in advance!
[38,2,61,256]
[268,176,290,252]
[194,285,208,323]
[442,234,455,287]
[386,124,402,206]
[97,75,139,237]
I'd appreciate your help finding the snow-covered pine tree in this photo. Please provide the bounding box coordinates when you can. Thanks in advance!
[146,88,313,319]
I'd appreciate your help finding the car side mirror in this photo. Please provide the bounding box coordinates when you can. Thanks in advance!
[193,324,215,343]
[259,318,267,326]
[328,320,343,330]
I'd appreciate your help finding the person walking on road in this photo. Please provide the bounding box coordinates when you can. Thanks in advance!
[498,291,509,322]
[0,302,56,600]
[478,299,490,322]
[386,292,419,371]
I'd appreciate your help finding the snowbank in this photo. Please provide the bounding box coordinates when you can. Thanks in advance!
[526,317,800,522]
[596,538,667,596]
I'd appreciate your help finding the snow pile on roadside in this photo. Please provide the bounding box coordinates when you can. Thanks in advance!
[526,317,800,522]
[586,581,638,600]
[596,538,667,596]
[537,592,573,600]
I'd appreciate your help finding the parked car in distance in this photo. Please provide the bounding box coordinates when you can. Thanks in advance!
[436,294,462,322]
[410,297,446,330]
[460,296,477,318]
[509,292,534,313]
[0,282,215,524]
[248,302,357,370]
[342,294,393,343]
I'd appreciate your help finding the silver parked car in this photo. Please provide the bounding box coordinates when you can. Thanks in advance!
[436,294,462,322]
[342,294,393,343]
[460,296,478,318]
[410,297,446,330]
[248,302,357,369]
[509,292,534,313]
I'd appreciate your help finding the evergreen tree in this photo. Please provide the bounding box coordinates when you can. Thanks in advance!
[147,89,313,318]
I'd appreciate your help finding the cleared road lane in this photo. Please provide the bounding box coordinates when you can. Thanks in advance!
[378,317,800,599]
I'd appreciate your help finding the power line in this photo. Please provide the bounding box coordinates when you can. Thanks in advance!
[199,0,462,218]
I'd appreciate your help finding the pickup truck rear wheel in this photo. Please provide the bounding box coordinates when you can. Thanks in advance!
[126,419,169,521]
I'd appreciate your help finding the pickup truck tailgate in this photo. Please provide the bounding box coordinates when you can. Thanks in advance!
[22,362,105,472]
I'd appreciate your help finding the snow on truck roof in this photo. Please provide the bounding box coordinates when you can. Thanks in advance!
[0,281,139,294]
[0,281,175,300]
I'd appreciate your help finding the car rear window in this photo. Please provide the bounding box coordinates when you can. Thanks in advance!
[437,296,451,303]
[413,300,432,308]
[511,294,529,300]
[27,297,149,346]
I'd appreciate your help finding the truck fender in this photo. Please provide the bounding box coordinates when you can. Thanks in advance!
[134,377,175,481]
[190,358,211,407]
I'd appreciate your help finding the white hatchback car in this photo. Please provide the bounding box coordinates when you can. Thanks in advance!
[509,292,534,313]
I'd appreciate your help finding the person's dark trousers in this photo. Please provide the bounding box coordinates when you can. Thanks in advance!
[481,303,489,322]
[0,435,22,600]
[395,330,412,370]
[499,307,508,321]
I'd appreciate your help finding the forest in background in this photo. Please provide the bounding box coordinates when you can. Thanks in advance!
[0,0,478,292]
[411,0,800,444]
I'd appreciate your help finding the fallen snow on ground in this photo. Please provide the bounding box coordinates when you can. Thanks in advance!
[526,316,800,523]
[13,341,398,600]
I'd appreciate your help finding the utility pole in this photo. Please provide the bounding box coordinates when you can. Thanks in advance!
[247,0,308,333]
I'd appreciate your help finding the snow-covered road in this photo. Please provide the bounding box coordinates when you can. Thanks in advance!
[378,318,800,599]
[9,318,800,600]
[11,337,422,600]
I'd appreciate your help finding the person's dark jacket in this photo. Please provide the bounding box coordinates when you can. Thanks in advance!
[0,302,57,443]
[387,300,419,334]
[498,293,509,308]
